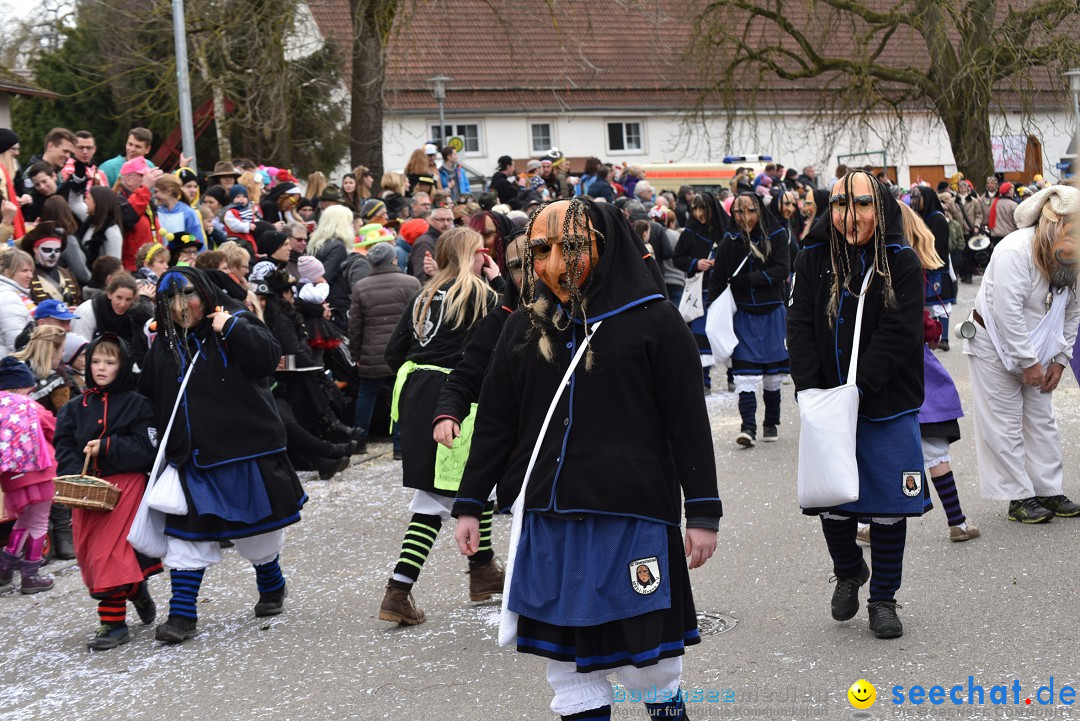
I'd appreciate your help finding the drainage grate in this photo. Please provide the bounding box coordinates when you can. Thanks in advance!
[696,611,737,636]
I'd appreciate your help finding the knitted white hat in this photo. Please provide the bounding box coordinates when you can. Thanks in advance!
[1013,184,1080,228]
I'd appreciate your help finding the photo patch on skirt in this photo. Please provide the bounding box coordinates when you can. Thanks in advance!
[629,557,661,595]
[901,471,923,497]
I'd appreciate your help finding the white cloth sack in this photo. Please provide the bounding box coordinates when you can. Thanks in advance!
[705,254,750,362]
[499,321,602,647]
[797,272,872,508]
[128,357,198,558]
[145,465,188,515]
[976,285,1070,372]
[678,272,704,322]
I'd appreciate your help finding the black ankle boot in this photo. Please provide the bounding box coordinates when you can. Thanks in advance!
[329,441,357,458]
[316,456,350,480]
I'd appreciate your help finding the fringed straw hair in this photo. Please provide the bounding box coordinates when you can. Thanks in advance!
[826,170,897,320]
[520,198,604,368]
[731,193,770,263]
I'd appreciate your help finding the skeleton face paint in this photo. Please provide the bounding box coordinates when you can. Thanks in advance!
[528,201,600,303]
[36,241,63,269]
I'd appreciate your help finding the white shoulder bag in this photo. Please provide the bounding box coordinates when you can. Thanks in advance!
[498,321,602,646]
[127,356,198,558]
[796,271,872,509]
[705,253,751,363]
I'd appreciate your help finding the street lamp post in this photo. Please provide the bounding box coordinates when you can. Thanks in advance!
[428,75,452,146]
[171,0,197,171]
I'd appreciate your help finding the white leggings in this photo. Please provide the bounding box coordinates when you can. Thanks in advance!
[547,657,682,716]
[164,529,285,569]
[734,374,785,394]
[821,512,904,525]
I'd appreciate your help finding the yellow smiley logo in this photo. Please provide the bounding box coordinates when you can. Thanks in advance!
[848,679,876,709]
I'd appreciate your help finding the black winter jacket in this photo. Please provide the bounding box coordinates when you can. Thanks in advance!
[453,201,720,526]
[708,228,790,314]
[787,230,925,421]
[139,268,285,468]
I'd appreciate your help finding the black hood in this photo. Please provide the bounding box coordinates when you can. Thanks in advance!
[729,191,783,242]
[913,185,945,220]
[578,200,666,320]
[84,333,136,393]
[687,192,729,243]
[154,265,245,333]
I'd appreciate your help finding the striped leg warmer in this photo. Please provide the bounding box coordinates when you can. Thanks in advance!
[393,513,442,584]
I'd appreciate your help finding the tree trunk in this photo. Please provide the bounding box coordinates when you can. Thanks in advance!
[936,95,995,192]
[349,0,393,179]
[192,37,231,161]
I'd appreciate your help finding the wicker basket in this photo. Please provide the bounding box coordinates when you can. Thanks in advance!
[53,452,121,511]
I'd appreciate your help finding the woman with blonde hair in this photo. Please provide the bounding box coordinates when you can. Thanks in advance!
[378,225,501,626]
[307,205,354,326]
[380,172,410,220]
[305,171,327,207]
[874,202,979,543]
[0,248,35,356]
[217,240,252,293]
[13,325,70,413]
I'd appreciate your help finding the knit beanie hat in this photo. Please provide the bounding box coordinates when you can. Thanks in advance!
[204,185,228,207]
[230,184,249,201]
[0,128,19,155]
[257,230,288,257]
[367,242,396,268]
[1013,185,1080,229]
[297,255,325,282]
[0,357,35,390]
[361,198,387,221]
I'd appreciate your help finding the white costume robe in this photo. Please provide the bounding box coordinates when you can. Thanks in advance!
[963,227,1080,500]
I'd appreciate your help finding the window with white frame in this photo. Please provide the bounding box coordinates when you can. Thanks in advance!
[530,121,554,154]
[430,122,482,154]
[606,120,644,152]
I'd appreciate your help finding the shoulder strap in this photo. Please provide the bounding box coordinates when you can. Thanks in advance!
[148,355,199,482]
[519,321,603,494]
[846,271,874,386]
[732,253,751,277]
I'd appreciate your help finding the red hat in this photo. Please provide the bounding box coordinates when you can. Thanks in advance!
[398,218,429,245]
[999,182,1013,195]
[120,156,150,176]
[276,168,298,183]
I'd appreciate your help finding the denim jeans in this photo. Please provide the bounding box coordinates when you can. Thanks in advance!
[354,375,399,452]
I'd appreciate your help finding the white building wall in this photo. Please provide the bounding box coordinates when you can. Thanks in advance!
[383,107,1075,187]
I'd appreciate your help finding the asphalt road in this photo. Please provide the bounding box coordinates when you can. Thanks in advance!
[2,279,1079,721]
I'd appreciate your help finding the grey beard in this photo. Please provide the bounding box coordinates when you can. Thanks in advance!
[1049,262,1077,289]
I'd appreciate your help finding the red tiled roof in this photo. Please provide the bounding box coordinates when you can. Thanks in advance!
[306,0,1070,113]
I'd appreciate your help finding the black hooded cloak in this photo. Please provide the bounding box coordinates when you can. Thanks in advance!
[709,192,791,313]
[787,181,925,420]
[453,200,721,526]
[912,185,956,305]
